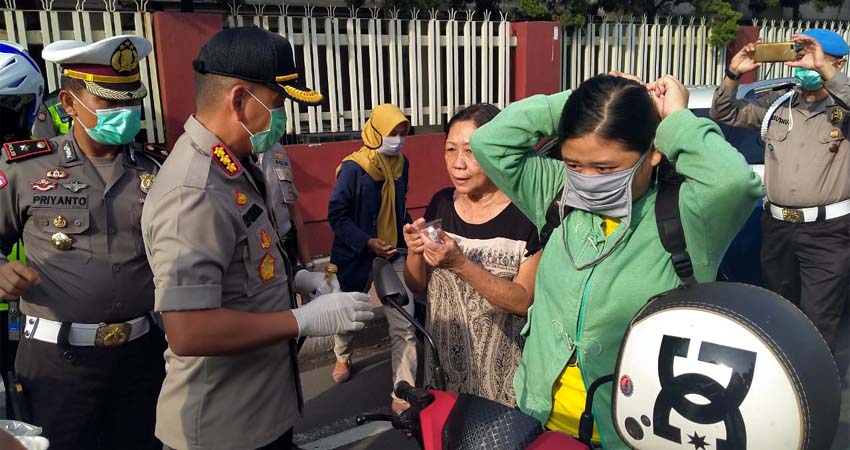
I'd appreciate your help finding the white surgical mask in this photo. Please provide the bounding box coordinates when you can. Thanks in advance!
[377,136,405,156]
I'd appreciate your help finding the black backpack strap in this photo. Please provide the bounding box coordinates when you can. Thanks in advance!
[540,188,571,248]
[655,169,696,287]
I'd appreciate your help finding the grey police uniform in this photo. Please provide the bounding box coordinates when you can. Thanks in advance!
[711,69,850,351]
[142,116,301,450]
[258,145,297,238]
[0,131,166,449]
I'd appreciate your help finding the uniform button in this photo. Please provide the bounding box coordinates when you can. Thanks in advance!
[63,351,74,361]
[40,219,48,226]
[114,302,123,309]
[74,220,82,226]
[108,227,116,235]
[112,264,121,273]
[28,318,34,325]
[23,330,30,338]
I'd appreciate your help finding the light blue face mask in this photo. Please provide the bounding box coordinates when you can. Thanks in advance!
[71,92,141,145]
[793,67,823,91]
[241,89,287,155]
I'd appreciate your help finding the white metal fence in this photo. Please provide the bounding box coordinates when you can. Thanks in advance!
[754,18,850,80]
[561,16,728,90]
[227,7,514,135]
[562,16,850,91]
[0,2,165,143]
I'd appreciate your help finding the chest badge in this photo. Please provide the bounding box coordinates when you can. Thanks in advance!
[61,180,88,193]
[260,229,272,250]
[30,178,57,192]
[51,232,73,251]
[139,173,155,194]
[831,108,844,124]
[53,216,67,228]
[236,191,248,206]
[259,253,275,283]
[46,168,68,179]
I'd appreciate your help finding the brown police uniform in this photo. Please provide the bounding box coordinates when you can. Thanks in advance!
[711,70,850,351]
[142,116,301,450]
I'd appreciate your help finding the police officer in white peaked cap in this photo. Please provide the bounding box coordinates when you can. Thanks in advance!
[0,34,167,450]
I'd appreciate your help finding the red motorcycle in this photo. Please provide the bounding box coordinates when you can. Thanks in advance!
[357,259,604,450]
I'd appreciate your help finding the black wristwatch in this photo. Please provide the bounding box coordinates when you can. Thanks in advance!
[725,67,742,81]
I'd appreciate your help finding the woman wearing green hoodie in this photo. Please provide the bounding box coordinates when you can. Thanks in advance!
[469,73,763,448]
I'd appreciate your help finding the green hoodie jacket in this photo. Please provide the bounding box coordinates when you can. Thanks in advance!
[469,91,763,449]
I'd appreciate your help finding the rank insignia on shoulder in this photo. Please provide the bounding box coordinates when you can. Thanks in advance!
[143,143,170,163]
[212,144,241,176]
[3,139,52,162]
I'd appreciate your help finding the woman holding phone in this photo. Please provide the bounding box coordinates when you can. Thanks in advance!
[327,104,417,413]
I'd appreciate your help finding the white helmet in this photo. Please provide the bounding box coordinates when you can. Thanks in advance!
[0,40,44,133]
[612,282,840,450]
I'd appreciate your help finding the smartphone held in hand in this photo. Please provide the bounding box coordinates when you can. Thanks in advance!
[754,42,797,63]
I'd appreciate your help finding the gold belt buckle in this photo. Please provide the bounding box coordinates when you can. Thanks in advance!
[94,322,132,348]
[782,208,804,223]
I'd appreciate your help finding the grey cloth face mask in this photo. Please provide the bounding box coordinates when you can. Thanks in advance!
[559,151,650,270]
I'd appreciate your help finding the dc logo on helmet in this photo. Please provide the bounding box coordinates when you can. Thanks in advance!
[612,283,841,450]
[652,336,755,449]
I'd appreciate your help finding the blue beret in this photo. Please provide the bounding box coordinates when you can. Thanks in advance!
[802,29,849,57]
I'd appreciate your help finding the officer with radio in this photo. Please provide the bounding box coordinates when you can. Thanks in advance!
[711,29,850,353]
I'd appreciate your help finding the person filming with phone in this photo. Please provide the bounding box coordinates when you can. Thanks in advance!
[711,29,850,355]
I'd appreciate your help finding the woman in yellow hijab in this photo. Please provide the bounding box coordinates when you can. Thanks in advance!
[328,104,418,412]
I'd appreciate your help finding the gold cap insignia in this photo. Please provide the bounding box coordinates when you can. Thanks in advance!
[111,39,139,75]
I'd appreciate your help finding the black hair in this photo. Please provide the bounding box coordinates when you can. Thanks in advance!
[445,103,501,134]
[61,76,86,93]
[558,75,660,154]
[193,72,237,111]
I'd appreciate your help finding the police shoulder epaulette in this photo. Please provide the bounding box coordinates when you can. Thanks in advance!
[142,143,170,163]
[211,143,241,176]
[2,139,52,163]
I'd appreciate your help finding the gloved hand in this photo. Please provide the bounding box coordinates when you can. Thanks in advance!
[291,292,374,337]
[294,270,329,300]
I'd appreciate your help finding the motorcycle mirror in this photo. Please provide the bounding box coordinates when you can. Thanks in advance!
[372,257,410,307]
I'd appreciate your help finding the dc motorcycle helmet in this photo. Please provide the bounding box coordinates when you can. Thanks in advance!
[612,282,840,450]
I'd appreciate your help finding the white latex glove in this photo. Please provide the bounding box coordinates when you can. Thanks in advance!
[294,270,336,300]
[291,292,374,337]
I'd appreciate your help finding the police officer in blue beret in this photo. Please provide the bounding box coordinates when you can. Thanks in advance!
[712,30,850,353]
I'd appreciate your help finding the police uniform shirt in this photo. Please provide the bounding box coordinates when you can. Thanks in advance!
[0,131,159,323]
[258,145,298,238]
[141,115,298,450]
[711,70,850,208]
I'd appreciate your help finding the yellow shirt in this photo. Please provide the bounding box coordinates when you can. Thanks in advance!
[545,217,620,441]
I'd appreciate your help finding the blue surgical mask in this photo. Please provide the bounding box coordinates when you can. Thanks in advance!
[377,136,405,156]
[71,92,141,145]
[240,89,287,155]
[794,67,823,91]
